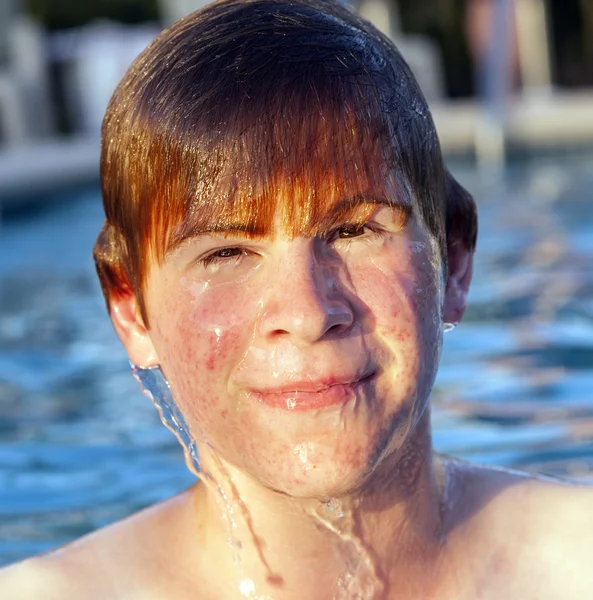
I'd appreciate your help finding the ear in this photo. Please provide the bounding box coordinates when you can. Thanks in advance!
[109,290,160,368]
[443,240,473,324]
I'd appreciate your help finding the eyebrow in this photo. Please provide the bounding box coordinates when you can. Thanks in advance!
[319,195,411,228]
[183,223,266,236]
[164,222,266,257]
[328,195,408,214]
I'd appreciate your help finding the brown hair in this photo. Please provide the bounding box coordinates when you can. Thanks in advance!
[94,0,477,325]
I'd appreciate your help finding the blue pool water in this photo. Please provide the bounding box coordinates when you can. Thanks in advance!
[1,154,592,566]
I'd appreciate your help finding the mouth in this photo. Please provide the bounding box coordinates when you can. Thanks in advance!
[247,372,376,411]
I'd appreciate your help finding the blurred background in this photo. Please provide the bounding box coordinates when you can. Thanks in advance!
[0,0,592,566]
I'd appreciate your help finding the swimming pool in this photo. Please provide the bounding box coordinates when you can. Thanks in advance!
[1,153,592,566]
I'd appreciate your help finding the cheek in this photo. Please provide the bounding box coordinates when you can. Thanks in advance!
[348,251,441,385]
[349,259,417,338]
[153,286,257,405]
[187,287,259,380]
[157,324,246,437]
[185,277,261,331]
[201,330,242,372]
[348,244,443,334]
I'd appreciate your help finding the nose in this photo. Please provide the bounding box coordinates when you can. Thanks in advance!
[259,241,354,344]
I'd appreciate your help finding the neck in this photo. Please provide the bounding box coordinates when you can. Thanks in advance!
[190,411,448,599]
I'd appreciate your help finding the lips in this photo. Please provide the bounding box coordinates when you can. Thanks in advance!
[246,372,375,411]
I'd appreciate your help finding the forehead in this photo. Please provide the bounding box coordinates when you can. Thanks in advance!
[168,162,411,248]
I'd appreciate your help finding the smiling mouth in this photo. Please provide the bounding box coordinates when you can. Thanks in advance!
[247,373,375,411]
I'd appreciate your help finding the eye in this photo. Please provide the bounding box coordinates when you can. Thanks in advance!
[328,223,380,244]
[336,224,366,239]
[200,247,246,268]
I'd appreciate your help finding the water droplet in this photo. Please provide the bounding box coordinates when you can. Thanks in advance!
[442,321,459,333]
[239,578,256,597]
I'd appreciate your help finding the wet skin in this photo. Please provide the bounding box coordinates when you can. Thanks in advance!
[2,182,593,598]
[131,195,446,501]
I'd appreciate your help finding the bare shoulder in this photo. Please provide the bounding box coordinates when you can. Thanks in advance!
[482,468,593,555]
[442,456,593,597]
[519,475,593,591]
[515,479,593,600]
[0,487,197,600]
[442,455,593,529]
[0,559,74,600]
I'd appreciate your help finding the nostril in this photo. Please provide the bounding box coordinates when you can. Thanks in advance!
[327,322,350,337]
[271,328,290,337]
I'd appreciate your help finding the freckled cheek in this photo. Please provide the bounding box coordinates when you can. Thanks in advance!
[159,329,224,403]
[349,259,437,388]
[164,284,260,372]
[154,291,255,417]
[160,327,245,436]
[349,263,414,334]
[187,280,262,331]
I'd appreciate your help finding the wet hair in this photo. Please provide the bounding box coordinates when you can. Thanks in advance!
[93,0,477,324]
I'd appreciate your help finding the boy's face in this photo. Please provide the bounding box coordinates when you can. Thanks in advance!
[113,175,468,499]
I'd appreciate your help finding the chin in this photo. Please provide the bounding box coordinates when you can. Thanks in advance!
[260,474,364,503]
[196,379,425,501]
[255,425,406,501]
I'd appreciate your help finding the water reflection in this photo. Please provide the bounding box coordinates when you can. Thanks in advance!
[1,155,592,565]
[433,156,593,481]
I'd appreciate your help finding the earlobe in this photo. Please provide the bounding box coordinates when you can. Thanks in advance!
[109,291,159,368]
[443,240,474,324]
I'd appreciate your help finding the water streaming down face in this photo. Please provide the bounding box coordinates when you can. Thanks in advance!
[128,137,449,597]
[134,250,444,598]
[314,499,384,599]
[132,365,201,474]
[132,364,389,599]
[133,364,268,597]
[131,195,447,598]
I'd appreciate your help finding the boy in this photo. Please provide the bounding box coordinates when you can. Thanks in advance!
[2,0,592,598]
